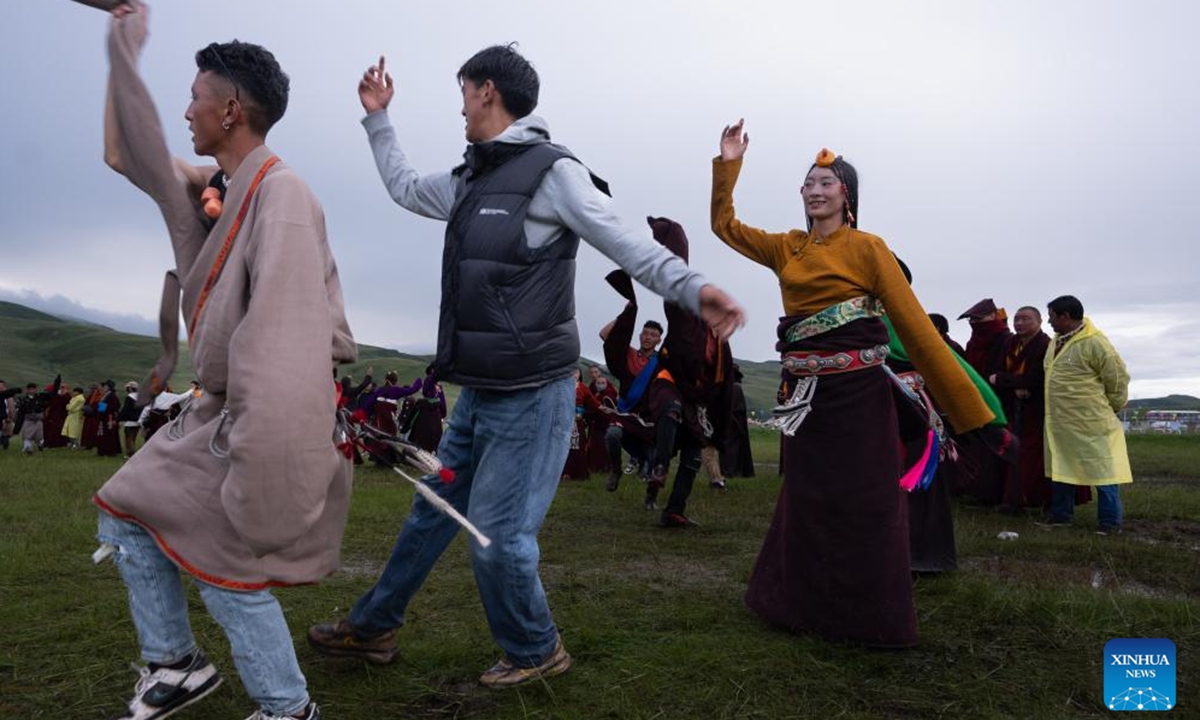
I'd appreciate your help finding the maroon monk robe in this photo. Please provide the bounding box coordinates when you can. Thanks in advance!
[43,390,71,448]
[80,389,104,449]
[585,381,618,472]
[95,390,123,457]
[992,331,1090,508]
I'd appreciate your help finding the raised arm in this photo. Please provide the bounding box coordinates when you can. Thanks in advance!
[710,120,788,271]
[539,161,744,340]
[359,56,456,219]
[99,1,208,274]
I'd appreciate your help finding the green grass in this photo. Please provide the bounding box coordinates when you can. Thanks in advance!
[0,433,1197,719]
[1126,433,1200,479]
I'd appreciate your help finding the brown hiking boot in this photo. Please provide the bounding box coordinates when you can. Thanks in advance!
[479,634,572,689]
[306,618,399,665]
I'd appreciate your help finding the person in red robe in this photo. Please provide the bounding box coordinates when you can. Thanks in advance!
[960,298,1011,377]
[957,298,1012,505]
[80,384,104,449]
[585,370,618,473]
[561,369,599,480]
[95,381,123,457]
[600,280,664,500]
[43,384,72,448]
[400,373,447,454]
[990,306,1090,510]
[365,372,422,436]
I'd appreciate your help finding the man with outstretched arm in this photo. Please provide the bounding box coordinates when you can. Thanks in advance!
[309,47,744,688]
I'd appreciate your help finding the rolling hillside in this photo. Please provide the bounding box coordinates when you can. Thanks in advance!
[0,301,438,399]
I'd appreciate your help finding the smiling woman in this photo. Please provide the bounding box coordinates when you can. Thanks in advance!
[709,120,997,649]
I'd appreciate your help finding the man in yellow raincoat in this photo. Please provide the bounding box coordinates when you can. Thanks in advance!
[1042,295,1131,534]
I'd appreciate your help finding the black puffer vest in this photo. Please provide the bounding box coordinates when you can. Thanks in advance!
[435,141,604,389]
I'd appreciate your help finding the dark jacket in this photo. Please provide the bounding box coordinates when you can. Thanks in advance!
[439,142,600,389]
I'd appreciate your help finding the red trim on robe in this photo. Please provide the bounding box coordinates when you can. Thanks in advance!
[94,495,316,592]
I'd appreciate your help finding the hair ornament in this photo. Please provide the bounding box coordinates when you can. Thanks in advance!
[815,148,838,167]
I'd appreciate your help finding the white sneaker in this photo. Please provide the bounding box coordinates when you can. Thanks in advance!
[117,650,222,719]
[245,702,320,720]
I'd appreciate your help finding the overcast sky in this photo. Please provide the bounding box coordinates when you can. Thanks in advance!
[3,1,1197,399]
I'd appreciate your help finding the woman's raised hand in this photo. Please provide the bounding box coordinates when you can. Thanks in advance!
[359,55,395,114]
[719,119,749,162]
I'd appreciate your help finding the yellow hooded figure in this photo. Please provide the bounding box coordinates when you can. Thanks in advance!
[1044,317,1132,485]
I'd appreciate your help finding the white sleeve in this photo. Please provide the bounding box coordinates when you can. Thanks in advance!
[537,159,706,313]
[361,111,456,220]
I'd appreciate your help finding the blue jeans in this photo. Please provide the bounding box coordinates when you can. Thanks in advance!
[97,513,309,716]
[1049,481,1124,527]
[349,374,574,668]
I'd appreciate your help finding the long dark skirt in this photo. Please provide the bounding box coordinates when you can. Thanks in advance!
[372,400,398,436]
[908,464,957,573]
[81,414,100,449]
[561,415,590,480]
[95,419,123,457]
[43,396,69,448]
[407,404,444,454]
[585,415,611,473]
[746,318,916,648]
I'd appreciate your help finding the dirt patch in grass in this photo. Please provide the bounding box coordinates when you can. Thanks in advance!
[961,556,1191,601]
[403,683,501,719]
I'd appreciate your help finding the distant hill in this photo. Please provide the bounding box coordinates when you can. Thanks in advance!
[1127,395,1200,411]
[0,302,63,323]
[0,300,440,400]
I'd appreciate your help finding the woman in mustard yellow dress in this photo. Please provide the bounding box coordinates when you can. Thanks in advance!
[711,120,995,647]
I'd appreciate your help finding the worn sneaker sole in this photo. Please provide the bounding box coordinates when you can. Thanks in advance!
[480,651,572,689]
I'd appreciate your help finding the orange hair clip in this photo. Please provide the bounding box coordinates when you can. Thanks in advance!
[815,148,837,167]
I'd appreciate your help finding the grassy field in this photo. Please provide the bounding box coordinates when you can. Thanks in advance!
[0,431,1196,719]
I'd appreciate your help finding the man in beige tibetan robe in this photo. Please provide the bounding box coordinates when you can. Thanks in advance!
[74,3,355,719]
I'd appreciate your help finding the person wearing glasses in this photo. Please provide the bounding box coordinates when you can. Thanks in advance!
[77,2,355,719]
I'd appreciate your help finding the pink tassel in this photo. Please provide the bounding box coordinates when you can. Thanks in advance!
[898,429,935,492]
[918,434,940,490]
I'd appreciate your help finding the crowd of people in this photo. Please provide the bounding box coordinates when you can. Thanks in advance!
[339,367,448,457]
[951,295,1132,533]
[561,354,756,500]
[44,3,1133,718]
[0,378,199,457]
[1,371,449,462]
